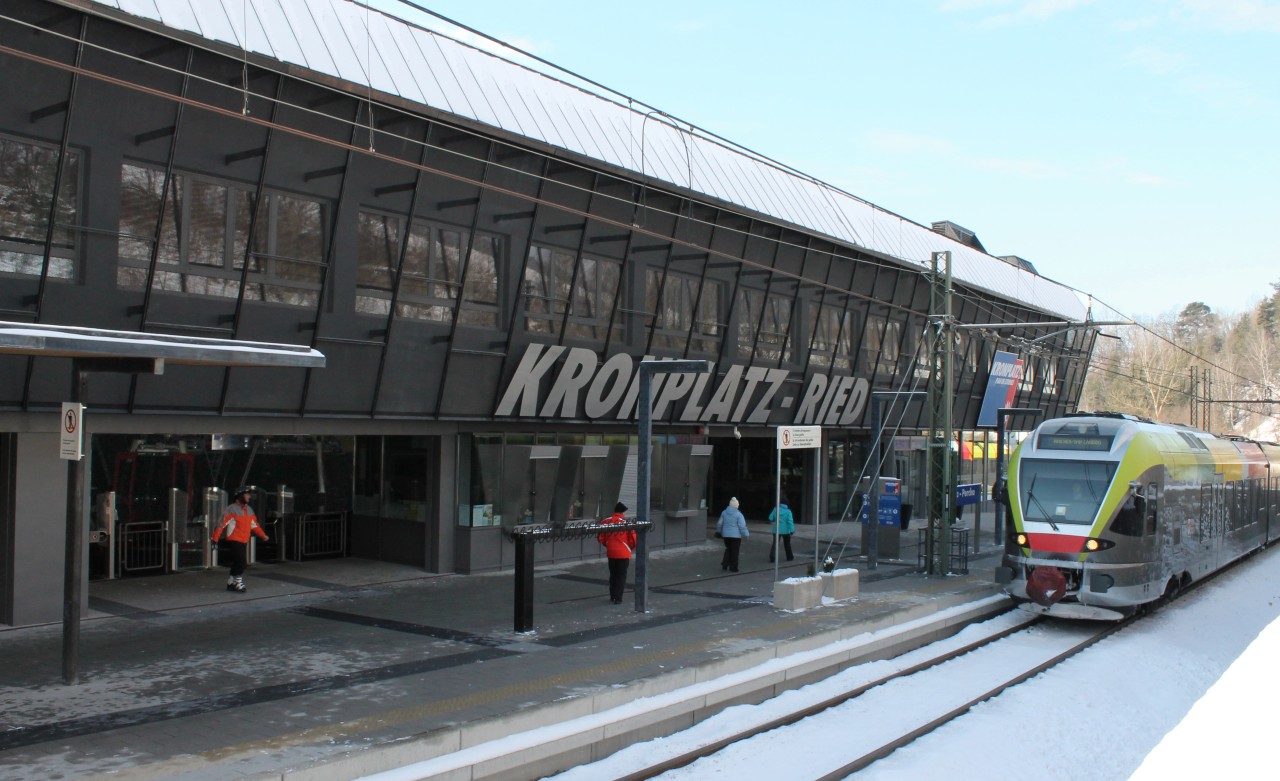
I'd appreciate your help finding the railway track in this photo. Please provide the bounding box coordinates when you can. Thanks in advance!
[610,614,1130,781]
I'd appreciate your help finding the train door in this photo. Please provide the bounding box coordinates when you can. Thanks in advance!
[1200,477,1226,576]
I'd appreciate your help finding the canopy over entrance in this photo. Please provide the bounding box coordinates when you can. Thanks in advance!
[0,321,325,368]
[0,319,326,684]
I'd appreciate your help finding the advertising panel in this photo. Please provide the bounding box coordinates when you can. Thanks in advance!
[977,350,1024,427]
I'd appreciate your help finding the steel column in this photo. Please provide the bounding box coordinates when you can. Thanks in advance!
[636,359,709,612]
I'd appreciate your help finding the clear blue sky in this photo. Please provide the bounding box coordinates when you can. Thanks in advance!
[380,0,1280,321]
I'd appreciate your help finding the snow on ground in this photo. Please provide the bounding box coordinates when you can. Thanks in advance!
[551,547,1280,781]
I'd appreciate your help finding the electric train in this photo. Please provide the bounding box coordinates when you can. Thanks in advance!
[995,413,1280,620]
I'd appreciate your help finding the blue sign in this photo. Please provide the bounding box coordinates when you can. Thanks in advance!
[956,483,981,506]
[859,492,901,526]
[977,351,1024,427]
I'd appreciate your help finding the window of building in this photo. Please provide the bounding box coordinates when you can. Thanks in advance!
[864,313,901,375]
[523,243,621,341]
[807,301,855,370]
[458,231,501,328]
[736,287,791,362]
[358,211,445,321]
[0,134,80,279]
[455,432,709,527]
[351,436,433,522]
[1042,356,1059,395]
[355,210,502,326]
[1020,353,1038,394]
[647,269,722,354]
[117,163,326,306]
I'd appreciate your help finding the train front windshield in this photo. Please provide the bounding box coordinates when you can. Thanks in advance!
[1018,459,1116,526]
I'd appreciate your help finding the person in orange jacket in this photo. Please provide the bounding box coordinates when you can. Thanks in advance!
[597,502,636,604]
[211,487,268,593]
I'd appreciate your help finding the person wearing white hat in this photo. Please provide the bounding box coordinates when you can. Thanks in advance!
[716,497,749,572]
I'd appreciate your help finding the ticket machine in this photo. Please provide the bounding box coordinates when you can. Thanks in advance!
[859,476,902,559]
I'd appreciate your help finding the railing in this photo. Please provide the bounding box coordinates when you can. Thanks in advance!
[917,526,970,575]
[119,521,167,576]
[507,519,653,632]
[286,511,347,560]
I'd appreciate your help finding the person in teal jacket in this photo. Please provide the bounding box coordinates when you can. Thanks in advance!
[768,496,795,563]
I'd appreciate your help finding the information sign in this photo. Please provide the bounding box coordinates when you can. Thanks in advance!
[59,402,84,461]
[777,425,822,450]
[956,483,982,506]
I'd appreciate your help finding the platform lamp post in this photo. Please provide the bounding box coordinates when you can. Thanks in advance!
[867,390,925,570]
[994,407,1041,547]
[636,359,711,613]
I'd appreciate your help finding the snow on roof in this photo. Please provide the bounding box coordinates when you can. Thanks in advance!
[78,0,1092,320]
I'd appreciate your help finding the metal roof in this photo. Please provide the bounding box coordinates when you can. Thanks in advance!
[78,0,1095,321]
[0,321,326,367]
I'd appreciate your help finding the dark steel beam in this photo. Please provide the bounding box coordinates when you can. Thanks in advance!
[29,101,69,122]
[133,125,175,145]
[373,181,415,196]
[223,146,267,165]
[303,165,346,182]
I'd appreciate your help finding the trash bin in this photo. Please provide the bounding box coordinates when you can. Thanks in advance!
[900,503,912,530]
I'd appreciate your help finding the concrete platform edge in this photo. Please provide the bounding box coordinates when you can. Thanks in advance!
[281,593,1011,781]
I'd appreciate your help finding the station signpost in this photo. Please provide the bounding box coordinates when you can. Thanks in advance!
[775,425,821,581]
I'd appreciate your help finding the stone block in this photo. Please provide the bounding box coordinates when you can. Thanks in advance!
[773,576,823,610]
[821,568,860,600]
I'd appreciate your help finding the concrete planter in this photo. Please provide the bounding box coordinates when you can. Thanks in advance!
[773,575,823,610]
[821,568,860,601]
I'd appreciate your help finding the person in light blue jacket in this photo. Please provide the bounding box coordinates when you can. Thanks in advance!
[716,497,749,572]
[768,496,795,563]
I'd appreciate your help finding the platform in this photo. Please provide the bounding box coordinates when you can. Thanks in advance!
[0,518,1007,780]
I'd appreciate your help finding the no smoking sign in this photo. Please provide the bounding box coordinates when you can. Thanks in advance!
[60,402,84,461]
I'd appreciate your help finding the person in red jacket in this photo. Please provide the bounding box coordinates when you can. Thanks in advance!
[597,502,636,604]
[211,487,268,593]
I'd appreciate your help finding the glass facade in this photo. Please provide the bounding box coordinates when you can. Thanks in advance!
[0,133,79,279]
[456,432,711,528]
[117,162,326,306]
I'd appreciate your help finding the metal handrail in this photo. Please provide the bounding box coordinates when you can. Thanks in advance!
[505,519,652,543]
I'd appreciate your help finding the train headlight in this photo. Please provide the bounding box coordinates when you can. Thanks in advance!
[1082,538,1115,552]
[1085,539,1100,551]
[1015,532,1029,546]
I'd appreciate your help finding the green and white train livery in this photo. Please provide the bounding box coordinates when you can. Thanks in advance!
[996,413,1280,620]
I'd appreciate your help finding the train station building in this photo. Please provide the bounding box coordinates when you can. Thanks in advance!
[0,0,1095,627]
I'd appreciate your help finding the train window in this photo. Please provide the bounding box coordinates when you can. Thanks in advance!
[1018,459,1114,526]
[1111,495,1144,537]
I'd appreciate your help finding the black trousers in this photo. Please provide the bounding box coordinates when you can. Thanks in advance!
[720,537,742,571]
[225,541,248,578]
[769,534,793,562]
[607,557,630,602]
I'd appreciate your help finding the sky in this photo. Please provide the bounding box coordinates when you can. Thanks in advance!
[356,546,1280,780]
[374,0,1280,322]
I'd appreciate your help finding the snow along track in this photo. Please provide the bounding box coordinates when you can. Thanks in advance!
[635,616,1126,781]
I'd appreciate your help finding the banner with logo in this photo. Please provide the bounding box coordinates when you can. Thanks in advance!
[977,350,1024,427]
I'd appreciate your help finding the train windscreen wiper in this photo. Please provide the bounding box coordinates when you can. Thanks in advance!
[1025,474,1059,530]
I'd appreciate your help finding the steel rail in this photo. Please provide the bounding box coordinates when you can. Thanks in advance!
[614,608,1039,781]
[814,618,1128,780]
